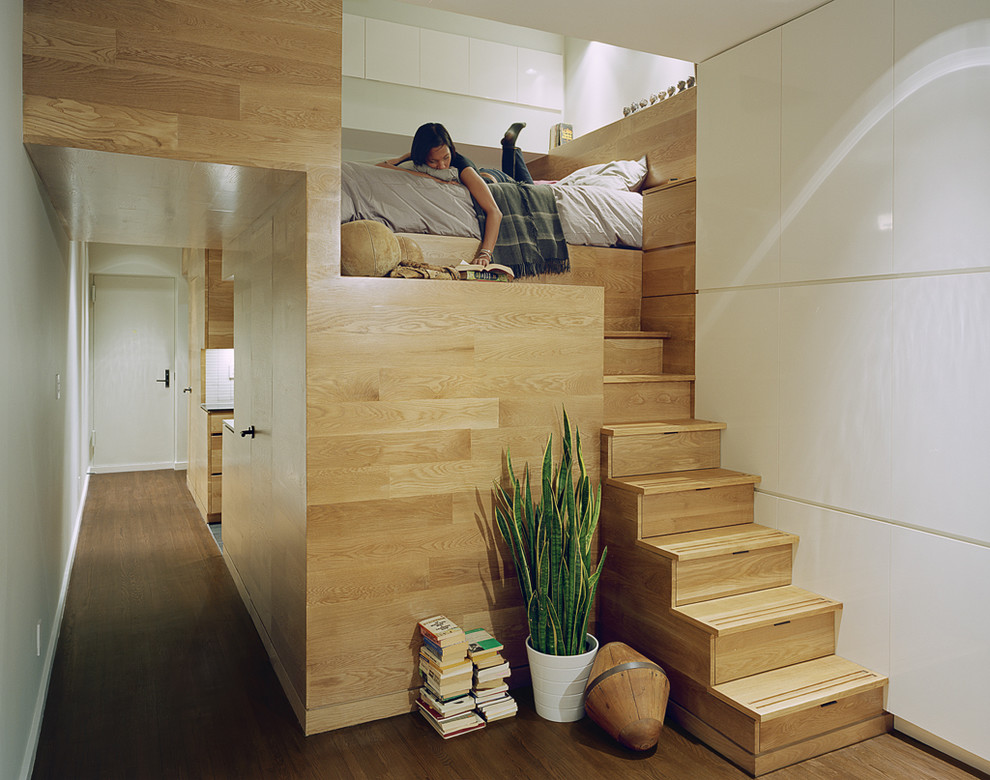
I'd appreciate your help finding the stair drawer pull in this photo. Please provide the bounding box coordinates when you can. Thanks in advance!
[732,549,750,555]
[773,620,791,627]
[820,700,838,708]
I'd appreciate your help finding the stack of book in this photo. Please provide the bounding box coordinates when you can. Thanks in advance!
[416,616,486,738]
[466,628,517,723]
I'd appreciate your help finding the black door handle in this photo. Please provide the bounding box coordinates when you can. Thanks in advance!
[156,369,170,388]
[240,426,255,438]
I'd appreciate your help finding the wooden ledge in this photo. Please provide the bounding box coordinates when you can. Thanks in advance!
[604,374,695,384]
[604,330,671,339]
[602,419,725,436]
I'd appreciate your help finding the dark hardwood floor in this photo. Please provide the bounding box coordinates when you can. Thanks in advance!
[32,470,986,780]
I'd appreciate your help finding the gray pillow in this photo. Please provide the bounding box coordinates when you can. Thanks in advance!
[397,160,460,183]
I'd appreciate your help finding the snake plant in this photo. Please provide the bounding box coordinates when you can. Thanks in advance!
[493,408,607,656]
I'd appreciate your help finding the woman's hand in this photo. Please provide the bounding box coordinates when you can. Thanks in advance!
[473,249,493,267]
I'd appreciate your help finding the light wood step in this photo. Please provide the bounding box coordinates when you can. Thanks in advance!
[675,585,841,685]
[666,656,890,775]
[601,420,724,478]
[602,468,761,542]
[604,374,695,384]
[640,524,797,606]
[645,524,797,562]
[603,374,694,423]
[604,331,669,376]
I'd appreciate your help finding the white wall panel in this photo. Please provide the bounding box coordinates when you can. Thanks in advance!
[365,18,419,87]
[777,499,891,675]
[342,14,365,79]
[778,281,892,518]
[697,30,781,289]
[890,527,990,761]
[420,29,469,96]
[696,288,780,491]
[892,273,990,544]
[780,0,894,282]
[517,47,563,110]
[893,1,990,273]
[470,39,517,103]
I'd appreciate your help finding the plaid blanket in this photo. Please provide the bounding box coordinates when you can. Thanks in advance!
[476,183,570,278]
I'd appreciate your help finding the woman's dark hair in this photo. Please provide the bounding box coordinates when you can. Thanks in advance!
[410,123,456,165]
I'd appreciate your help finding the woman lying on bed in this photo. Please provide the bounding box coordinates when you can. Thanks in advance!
[377,122,531,266]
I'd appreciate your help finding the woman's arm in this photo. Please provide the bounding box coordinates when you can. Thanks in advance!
[460,167,501,265]
[376,155,461,183]
[377,152,411,167]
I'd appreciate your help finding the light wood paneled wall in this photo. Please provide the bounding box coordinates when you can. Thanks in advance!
[23,0,341,172]
[303,276,604,732]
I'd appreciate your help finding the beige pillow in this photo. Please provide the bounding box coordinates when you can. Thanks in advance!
[340,220,402,277]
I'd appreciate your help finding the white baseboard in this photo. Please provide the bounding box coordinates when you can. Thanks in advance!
[20,473,90,780]
[88,461,175,474]
[894,716,990,776]
[173,460,188,470]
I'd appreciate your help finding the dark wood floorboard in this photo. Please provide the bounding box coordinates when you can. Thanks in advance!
[32,470,987,779]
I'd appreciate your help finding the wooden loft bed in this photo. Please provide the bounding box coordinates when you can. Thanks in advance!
[403,86,698,358]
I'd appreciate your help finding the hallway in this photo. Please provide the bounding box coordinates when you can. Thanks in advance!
[30,471,986,779]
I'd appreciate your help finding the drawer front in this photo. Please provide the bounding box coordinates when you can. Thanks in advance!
[208,474,222,515]
[675,546,792,606]
[714,612,835,685]
[611,430,720,478]
[760,687,885,753]
[208,413,226,434]
[642,483,754,537]
[209,434,223,474]
[604,339,664,376]
[643,181,696,250]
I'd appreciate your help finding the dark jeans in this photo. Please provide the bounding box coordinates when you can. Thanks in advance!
[480,146,534,185]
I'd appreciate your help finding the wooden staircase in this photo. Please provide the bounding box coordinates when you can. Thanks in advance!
[596,332,891,775]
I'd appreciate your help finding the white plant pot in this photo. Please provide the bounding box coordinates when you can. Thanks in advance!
[526,634,599,722]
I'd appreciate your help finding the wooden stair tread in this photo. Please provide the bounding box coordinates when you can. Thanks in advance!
[641,524,797,561]
[711,655,888,722]
[602,419,725,435]
[604,374,695,384]
[606,467,761,495]
[674,586,841,636]
[604,330,671,339]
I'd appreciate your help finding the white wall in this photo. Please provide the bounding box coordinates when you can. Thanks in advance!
[564,39,694,138]
[1,4,88,778]
[696,0,990,771]
[342,0,690,161]
[88,244,189,468]
[343,0,565,162]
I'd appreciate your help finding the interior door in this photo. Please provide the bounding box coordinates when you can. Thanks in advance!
[92,274,175,471]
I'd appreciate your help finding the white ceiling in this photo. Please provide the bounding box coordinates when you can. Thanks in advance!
[398,0,831,62]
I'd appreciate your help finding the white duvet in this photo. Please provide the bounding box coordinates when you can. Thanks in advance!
[340,161,643,249]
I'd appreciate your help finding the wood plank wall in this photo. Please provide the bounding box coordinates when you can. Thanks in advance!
[527,89,696,190]
[302,276,604,732]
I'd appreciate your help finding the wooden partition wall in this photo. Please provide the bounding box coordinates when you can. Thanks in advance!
[22,0,610,735]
